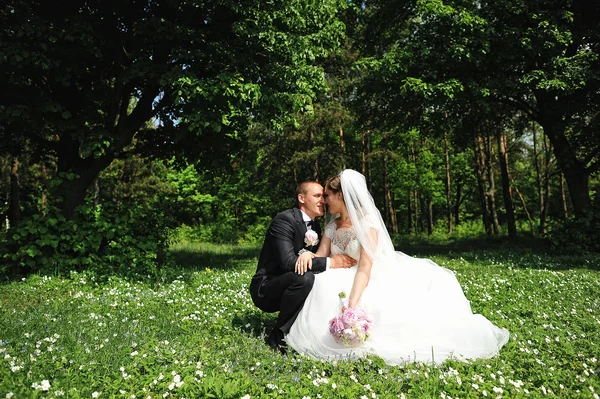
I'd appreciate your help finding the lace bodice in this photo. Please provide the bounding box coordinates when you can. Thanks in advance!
[325,220,361,261]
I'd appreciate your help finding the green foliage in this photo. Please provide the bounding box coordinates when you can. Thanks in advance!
[544,211,600,253]
[1,201,174,278]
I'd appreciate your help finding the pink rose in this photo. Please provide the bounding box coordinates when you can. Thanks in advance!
[356,319,370,335]
[329,316,344,336]
[342,328,356,341]
[341,307,357,327]
[354,306,372,323]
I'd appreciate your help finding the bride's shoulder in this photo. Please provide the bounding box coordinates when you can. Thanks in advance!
[324,217,338,239]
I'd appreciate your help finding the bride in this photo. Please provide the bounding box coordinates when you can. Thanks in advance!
[285,169,509,365]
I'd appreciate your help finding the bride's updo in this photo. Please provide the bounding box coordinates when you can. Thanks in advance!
[325,174,342,196]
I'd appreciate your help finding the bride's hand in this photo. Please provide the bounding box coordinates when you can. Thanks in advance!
[295,252,314,275]
[330,254,356,269]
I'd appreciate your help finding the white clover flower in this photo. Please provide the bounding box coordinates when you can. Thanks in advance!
[32,380,51,391]
[92,392,100,398]
[6,393,14,399]
[241,396,251,399]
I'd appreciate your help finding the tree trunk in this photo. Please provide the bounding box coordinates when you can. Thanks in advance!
[427,197,433,235]
[55,134,115,218]
[511,176,535,233]
[454,182,462,226]
[340,126,346,170]
[362,130,367,178]
[293,168,298,187]
[419,193,426,233]
[485,134,500,235]
[536,98,591,216]
[497,125,517,238]
[8,157,21,227]
[474,135,491,235]
[444,131,453,234]
[366,131,372,189]
[310,129,319,181]
[532,121,544,232]
[407,188,413,234]
[414,190,420,234]
[541,134,552,232]
[40,164,48,214]
[382,139,397,233]
[560,172,569,220]
[411,140,419,233]
[93,176,100,207]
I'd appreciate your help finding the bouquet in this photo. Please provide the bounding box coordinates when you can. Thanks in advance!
[328,292,372,347]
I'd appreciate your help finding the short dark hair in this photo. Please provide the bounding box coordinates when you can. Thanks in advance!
[296,181,317,207]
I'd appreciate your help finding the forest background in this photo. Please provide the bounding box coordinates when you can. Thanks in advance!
[1,0,599,278]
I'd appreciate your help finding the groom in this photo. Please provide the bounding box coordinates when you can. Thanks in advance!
[250,181,355,353]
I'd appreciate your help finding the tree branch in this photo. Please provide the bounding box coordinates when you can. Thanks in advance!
[493,95,538,120]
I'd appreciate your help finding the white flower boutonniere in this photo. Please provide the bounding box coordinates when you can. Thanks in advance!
[304,228,319,247]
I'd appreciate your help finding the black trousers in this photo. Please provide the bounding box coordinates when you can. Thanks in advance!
[250,271,315,334]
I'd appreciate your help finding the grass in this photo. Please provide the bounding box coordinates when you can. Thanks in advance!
[1,237,599,398]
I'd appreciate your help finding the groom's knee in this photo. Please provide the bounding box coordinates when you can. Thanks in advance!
[293,272,315,294]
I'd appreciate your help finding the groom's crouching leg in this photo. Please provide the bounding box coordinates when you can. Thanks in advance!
[277,272,315,334]
[269,272,314,355]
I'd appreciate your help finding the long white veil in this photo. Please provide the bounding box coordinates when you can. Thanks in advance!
[339,169,397,262]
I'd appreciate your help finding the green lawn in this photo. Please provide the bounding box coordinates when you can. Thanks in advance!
[1,239,599,398]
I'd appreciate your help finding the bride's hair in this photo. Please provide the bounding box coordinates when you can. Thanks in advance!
[325,175,342,196]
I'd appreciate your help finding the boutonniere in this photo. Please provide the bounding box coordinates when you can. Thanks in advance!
[304,227,319,247]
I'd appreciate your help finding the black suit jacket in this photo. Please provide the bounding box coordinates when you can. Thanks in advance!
[254,208,327,279]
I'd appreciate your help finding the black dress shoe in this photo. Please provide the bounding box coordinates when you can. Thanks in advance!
[267,328,287,354]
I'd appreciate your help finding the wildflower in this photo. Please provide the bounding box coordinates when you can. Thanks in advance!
[32,380,51,391]
[92,392,100,398]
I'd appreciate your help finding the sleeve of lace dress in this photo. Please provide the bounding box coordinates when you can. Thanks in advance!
[324,220,336,239]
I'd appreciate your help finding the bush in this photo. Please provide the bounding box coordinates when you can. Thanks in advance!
[1,201,176,278]
[544,211,600,252]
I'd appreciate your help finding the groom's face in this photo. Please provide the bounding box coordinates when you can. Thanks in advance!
[299,183,324,220]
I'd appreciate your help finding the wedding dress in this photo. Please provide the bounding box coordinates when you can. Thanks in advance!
[285,170,509,365]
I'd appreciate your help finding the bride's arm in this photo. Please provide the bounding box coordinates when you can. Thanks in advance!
[348,247,372,308]
[348,228,377,308]
[314,234,331,257]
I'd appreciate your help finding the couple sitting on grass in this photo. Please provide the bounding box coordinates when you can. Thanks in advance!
[249,169,509,365]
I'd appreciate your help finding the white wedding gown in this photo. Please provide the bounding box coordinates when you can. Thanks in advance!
[286,220,510,365]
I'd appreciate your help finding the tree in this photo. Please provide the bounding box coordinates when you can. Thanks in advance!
[367,0,600,217]
[1,0,346,219]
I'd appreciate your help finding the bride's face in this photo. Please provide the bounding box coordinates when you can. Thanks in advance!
[324,188,344,214]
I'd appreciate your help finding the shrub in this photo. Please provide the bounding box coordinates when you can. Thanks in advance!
[544,211,600,252]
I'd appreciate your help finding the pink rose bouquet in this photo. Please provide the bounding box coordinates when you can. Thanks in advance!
[328,292,372,347]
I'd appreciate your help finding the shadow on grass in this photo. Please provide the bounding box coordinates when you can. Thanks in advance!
[394,234,600,271]
[169,242,261,271]
[232,313,276,339]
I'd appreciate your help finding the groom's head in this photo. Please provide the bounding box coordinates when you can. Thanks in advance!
[296,181,324,219]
